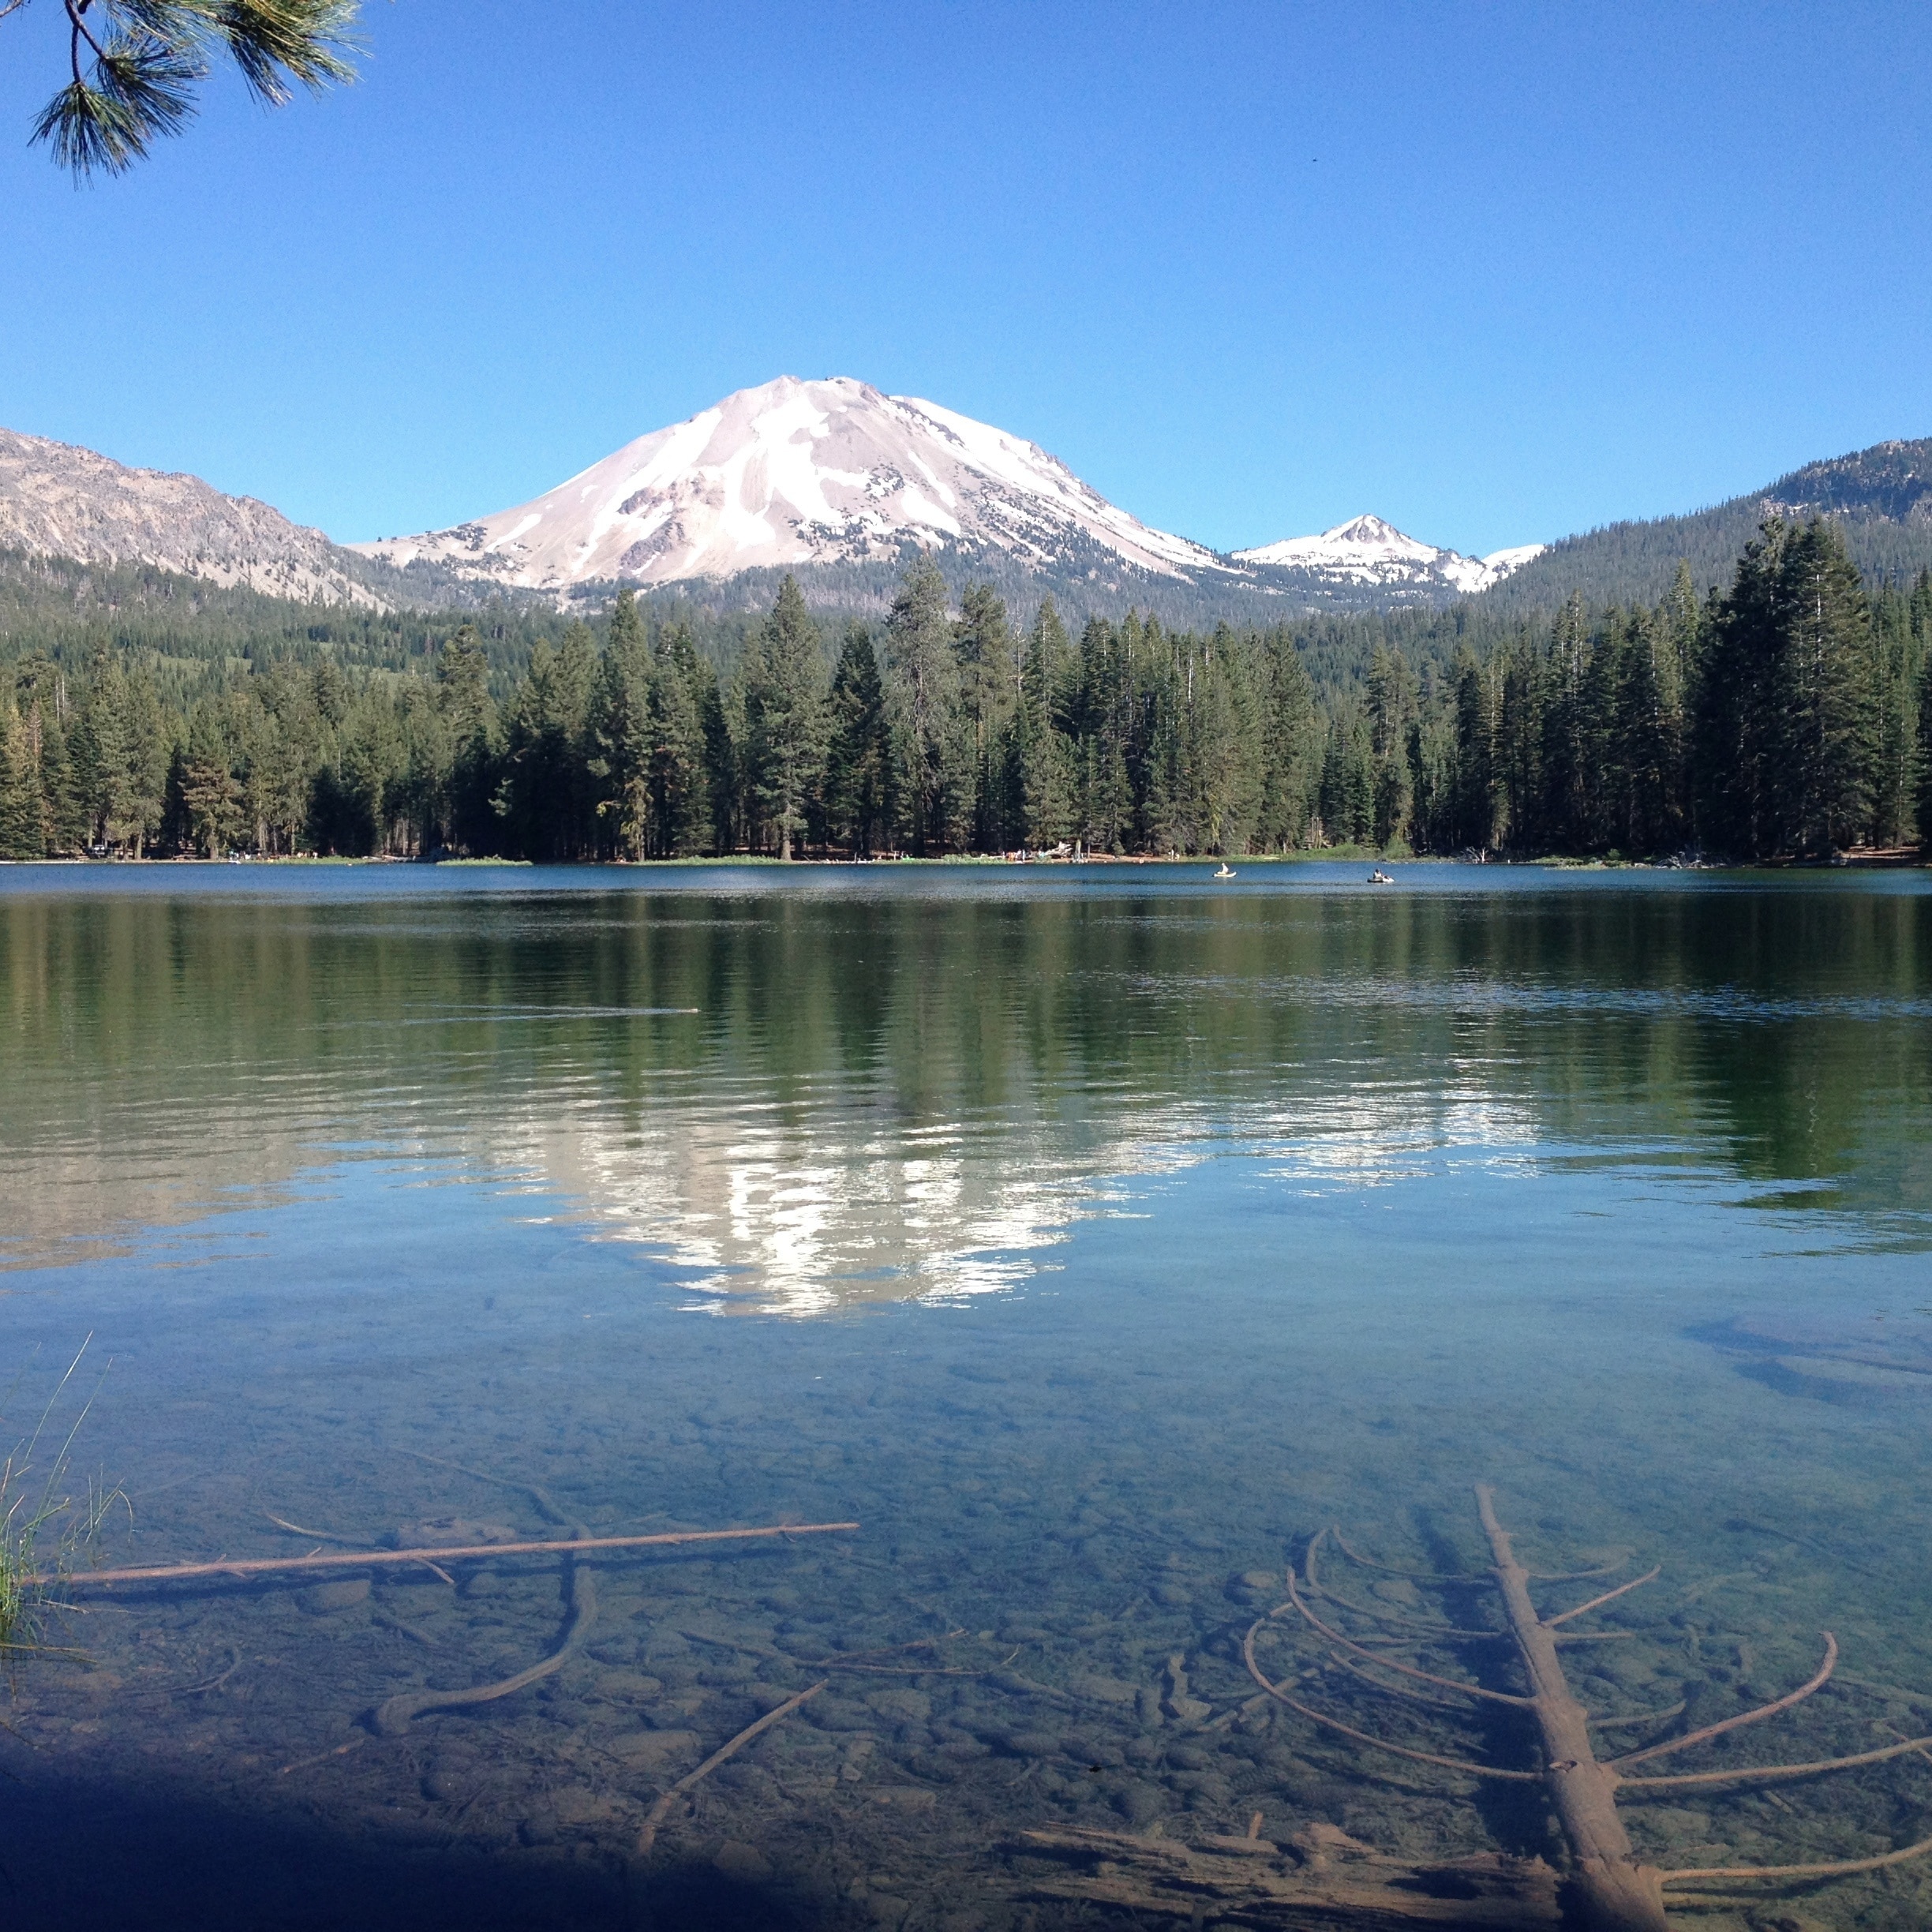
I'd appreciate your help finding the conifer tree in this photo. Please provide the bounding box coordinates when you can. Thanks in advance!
[1191,627,1262,853]
[1542,592,1591,848]
[1256,627,1320,852]
[391,681,447,856]
[342,689,406,853]
[743,576,827,859]
[497,626,597,859]
[0,693,44,859]
[702,671,745,857]
[250,664,324,853]
[1769,519,1875,855]
[1613,606,1685,853]
[178,700,245,856]
[1450,646,1497,852]
[435,624,498,855]
[883,557,968,855]
[590,589,652,859]
[1317,714,1373,846]
[13,658,82,855]
[1490,638,1542,852]
[650,620,713,858]
[1576,606,1624,848]
[824,623,891,856]
[1869,586,1920,849]
[1693,521,1786,859]
[1367,643,1419,849]
[1663,560,1704,702]
[1140,631,1186,853]
[74,654,168,855]
[1915,572,1932,849]
[953,584,1017,849]
[1070,616,1133,852]
[1007,598,1074,849]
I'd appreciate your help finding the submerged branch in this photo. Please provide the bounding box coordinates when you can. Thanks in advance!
[48,1520,859,1589]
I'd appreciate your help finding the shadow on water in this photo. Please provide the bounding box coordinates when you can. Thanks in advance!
[0,1773,856,1932]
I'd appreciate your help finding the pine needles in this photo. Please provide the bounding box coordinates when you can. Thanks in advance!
[13,1,363,178]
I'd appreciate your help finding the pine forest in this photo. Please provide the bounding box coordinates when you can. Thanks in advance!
[2,522,1929,866]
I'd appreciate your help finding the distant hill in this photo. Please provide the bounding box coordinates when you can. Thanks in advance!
[0,545,578,694]
[1483,436,1932,613]
[0,427,499,613]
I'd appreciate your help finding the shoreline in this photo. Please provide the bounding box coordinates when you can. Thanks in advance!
[2,848,1926,873]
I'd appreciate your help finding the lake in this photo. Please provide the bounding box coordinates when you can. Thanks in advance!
[2,861,1930,1932]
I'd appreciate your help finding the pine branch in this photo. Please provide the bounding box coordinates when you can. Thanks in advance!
[208,1,361,105]
[15,0,364,176]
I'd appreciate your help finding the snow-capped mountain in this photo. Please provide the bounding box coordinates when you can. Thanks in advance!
[2,391,1557,624]
[354,376,1225,593]
[0,426,384,605]
[1234,514,1543,597]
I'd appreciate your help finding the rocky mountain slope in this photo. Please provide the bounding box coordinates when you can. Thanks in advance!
[0,426,399,607]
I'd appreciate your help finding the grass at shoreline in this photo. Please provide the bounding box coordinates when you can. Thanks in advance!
[2,1342,118,1673]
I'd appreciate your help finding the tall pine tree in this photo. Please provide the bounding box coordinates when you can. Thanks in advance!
[590,589,653,859]
[743,576,827,859]
[824,623,891,856]
[883,557,968,855]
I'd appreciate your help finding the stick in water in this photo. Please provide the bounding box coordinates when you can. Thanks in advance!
[635,1683,828,1855]
[49,1522,859,1589]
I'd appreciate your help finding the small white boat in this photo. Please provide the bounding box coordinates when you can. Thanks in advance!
[1367,867,1394,885]
[1214,863,1236,879]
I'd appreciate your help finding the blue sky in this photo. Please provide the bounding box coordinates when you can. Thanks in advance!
[2,1,1928,557]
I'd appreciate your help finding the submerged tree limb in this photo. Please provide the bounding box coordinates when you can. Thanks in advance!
[1285,1568,1536,1709]
[1260,1487,1932,1930]
[635,1681,827,1855]
[1243,1619,1540,1783]
[1013,1822,1565,1928]
[1619,1732,1932,1792]
[1657,1828,1932,1886]
[1609,1634,1838,1769]
[47,1521,859,1589]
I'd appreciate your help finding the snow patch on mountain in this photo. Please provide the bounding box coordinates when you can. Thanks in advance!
[1474,541,1547,579]
[353,376,1224,591]
[1234,514,1542,595]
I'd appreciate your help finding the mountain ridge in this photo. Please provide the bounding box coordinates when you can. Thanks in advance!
[0,426,395,608]
[1485,436,1932,612]
[3,399,1930,632]
[350,374,1553,619]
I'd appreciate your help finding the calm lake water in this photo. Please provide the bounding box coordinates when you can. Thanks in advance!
[3,861,1930,1932]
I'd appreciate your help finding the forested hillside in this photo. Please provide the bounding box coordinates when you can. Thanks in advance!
[1,524,1927,865]
[1488,437,1932,613]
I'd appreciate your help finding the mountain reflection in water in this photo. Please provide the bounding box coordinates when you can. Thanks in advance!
[4,867,1928,1301]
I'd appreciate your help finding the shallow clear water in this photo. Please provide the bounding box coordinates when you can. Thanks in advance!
[3,861,1930,1931]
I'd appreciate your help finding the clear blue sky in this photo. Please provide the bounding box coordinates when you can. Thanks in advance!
[2,1,1928,558]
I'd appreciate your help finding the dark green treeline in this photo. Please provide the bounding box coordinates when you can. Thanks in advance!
[2,525,1928,863]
